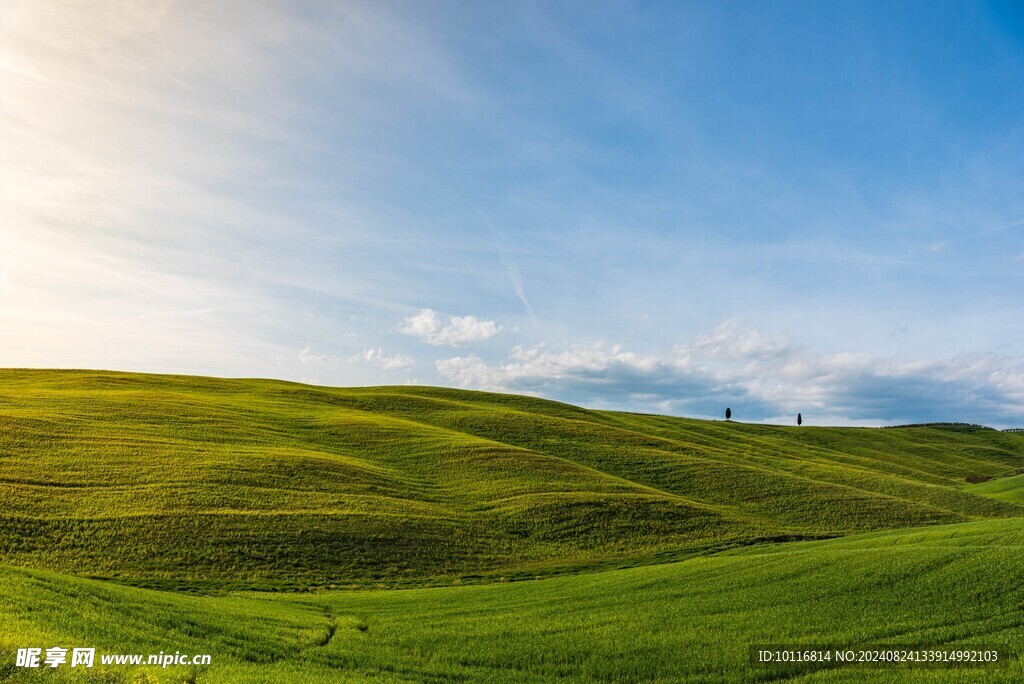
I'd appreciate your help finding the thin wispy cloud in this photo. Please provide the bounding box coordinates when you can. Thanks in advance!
[298,347,338,364]
[1,1,1022,425]
[990,219,1024,233]
[0,0,472,379]
[350,347,415,371]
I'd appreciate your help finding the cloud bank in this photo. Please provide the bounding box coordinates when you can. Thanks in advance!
[436,322,1024,427]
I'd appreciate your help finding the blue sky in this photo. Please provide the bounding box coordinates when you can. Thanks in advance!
[2,0,1023,425]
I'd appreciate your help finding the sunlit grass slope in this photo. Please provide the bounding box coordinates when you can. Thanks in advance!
[3,518,1024,683]
[968,474,1024,502]
[1,369,1022,585]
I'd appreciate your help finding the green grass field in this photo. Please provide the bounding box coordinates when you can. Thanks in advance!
[3,520,1024,682]
[1,369,1023,681]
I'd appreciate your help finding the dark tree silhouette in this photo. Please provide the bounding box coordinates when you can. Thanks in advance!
[797,413,803,426]
[725,407,732,420]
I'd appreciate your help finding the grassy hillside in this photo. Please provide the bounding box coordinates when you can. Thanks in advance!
[967,474,1024,502]
[1,369,1022,587]
[3,518,1024,683]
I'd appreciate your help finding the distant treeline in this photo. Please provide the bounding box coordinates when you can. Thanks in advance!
[884,422,995,431]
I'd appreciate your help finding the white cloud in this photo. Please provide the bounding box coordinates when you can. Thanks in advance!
[350,348,415,371]
[437,343,691,394]
[683,320,789,363]
[399,308,501,346]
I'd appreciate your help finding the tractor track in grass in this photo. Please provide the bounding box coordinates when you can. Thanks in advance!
[318,606,337,647]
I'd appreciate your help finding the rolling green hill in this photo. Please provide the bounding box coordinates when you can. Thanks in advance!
[966,474,1024,502]
[3,518,1024,683]
[1,369,1022,588]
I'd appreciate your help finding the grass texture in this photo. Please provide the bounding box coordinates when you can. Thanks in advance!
[1,369,1021,587]
[1,369,1023,682]
[3,519,1024,682]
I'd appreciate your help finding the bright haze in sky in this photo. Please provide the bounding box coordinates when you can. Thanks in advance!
[2,1,1023,426]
